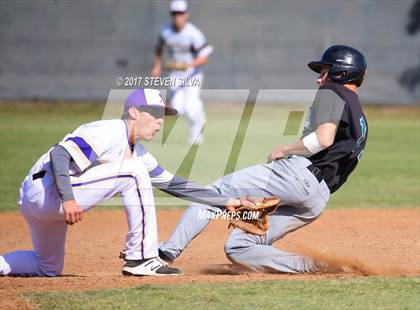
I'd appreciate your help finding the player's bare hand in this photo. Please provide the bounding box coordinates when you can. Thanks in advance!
[225,198,240,212]
[151,65,161,77]
[225,197,257,212]
[62,200,83,225]
[267,145,287,163]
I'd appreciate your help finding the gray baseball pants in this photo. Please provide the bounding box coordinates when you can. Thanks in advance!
[159,156,330,273]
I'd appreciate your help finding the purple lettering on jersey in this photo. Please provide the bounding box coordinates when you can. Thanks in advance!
[149,165,164,177]
[66,137,98,162]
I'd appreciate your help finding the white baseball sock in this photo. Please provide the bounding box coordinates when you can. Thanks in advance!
[0,255,11,275]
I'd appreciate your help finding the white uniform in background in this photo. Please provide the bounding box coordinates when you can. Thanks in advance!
[158,21,213,144]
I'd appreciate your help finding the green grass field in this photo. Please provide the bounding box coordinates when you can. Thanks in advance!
[26,278,420,310]
[1,103,419,309]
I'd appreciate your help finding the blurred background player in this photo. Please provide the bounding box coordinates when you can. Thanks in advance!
[151,0,214,145]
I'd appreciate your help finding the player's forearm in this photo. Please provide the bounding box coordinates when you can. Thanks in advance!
[191,55,208,68]
[50,145,75,202]
[156,175,230,208]
[152,45,163,68]
[271,122,337,160]
[151,53,162,77]
[283,140,313,157]
[155,44,163,58]
[269,140,312,162]
[153,54,162,68]
[285,133,334,157]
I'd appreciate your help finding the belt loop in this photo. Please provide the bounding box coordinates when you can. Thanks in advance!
[307,164,323,183]
[32,171,46,181]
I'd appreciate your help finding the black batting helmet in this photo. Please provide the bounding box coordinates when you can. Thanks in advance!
[308,45,367,86]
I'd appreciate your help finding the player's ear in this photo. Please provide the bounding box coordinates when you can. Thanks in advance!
[127,107,140,120]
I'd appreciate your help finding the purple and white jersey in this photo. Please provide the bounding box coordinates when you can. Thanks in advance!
[133,143,174,185]
[26,119,172,186]
[25,120,127,182]
[58,120,129,174]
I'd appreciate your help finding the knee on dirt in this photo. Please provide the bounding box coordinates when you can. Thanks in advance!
[224,231,257,267]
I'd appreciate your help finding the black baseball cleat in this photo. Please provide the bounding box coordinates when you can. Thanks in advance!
[122,257,182,276]
[120,249,175,264]
[158,249,174,264]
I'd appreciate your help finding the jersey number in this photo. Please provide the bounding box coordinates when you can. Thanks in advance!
[356,116,367,160]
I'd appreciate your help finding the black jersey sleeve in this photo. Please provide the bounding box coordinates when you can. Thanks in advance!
[313,88,346,127]
[156,33,165,50]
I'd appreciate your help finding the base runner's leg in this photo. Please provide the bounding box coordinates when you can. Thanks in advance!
[224,206,319,273]
[160,162,277,260]
[159,203,220,261]
[161,156,329,272]
[224,157,330,273]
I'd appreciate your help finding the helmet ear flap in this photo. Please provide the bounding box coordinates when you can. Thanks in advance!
[328,66,366,86]
[327,67,347,83]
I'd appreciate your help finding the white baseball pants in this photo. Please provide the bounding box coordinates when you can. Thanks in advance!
[0,158,157,276]
[169,73,206,145]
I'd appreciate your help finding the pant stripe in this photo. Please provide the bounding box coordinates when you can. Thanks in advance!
[72,174,146,259]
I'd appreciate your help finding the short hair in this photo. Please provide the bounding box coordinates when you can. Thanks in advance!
[121,106,138,120]
[121,111,130,120]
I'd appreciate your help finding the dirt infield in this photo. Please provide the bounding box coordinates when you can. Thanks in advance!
[1,208,419,308]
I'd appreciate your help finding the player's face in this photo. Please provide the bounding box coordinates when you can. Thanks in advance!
[316,68,329,86]
[135,110,164,141]
[171,11,189,31]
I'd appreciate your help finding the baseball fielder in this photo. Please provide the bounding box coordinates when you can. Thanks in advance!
[0,89,245,277]
[151,0,213,145]
[159,45,369,273]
